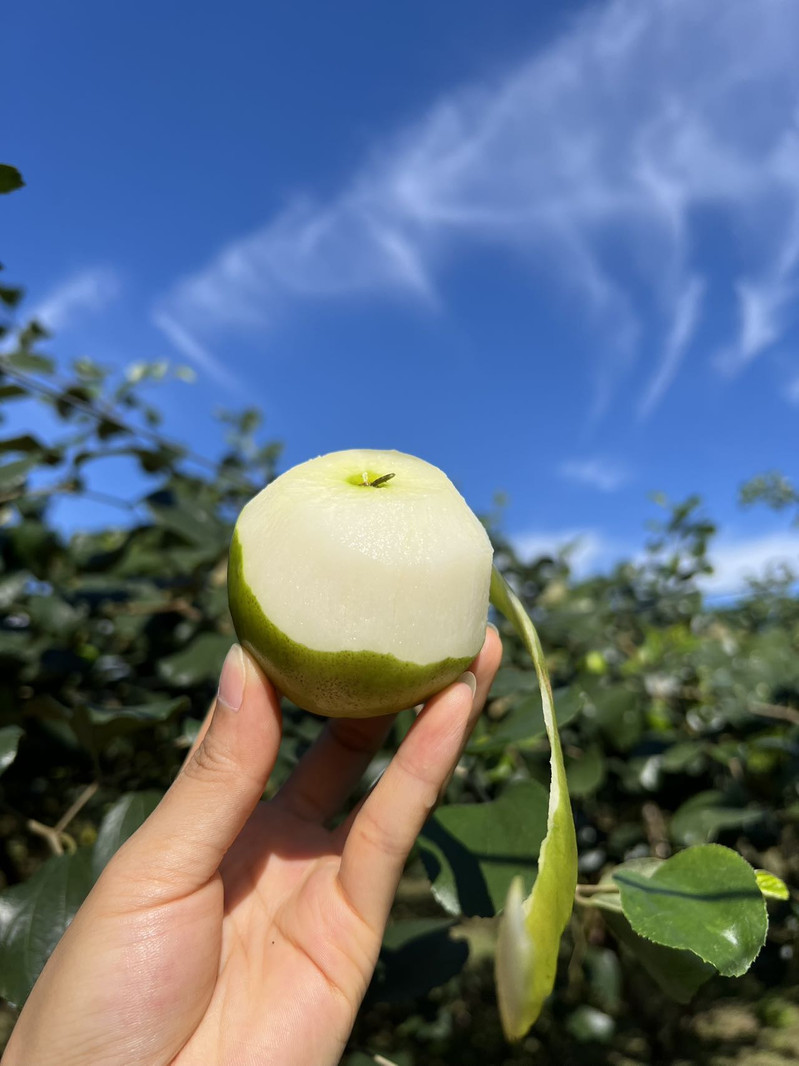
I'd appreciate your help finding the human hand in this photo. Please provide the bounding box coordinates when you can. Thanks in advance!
[4,628,502,1066]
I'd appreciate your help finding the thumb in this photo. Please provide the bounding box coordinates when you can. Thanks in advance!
[110,644,282,897]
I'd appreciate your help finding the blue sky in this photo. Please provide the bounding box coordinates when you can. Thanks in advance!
[3,0,799,593]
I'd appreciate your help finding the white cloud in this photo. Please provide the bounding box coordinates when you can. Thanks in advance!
[30,267,120,333]
[718,184,799,373]
[511,524,799,595]
[702,531,799,596]
[156,0,799,418]
[151,311,248,397]
[558,456,630,493]
[511,528,610,576]
[716,277,796,374]
[638,276,705,421]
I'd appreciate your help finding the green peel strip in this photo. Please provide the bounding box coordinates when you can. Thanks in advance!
[489,566,578,1041]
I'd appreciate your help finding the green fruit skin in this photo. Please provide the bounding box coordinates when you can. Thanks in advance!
[228,530,479,718]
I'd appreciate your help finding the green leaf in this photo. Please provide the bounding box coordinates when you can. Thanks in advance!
[755,869,790,901]
[565,743,606,798]
[1,349,55,375]
[419,780,548,917]
[158,633,232,687]
[146,492,226,550]
[566,1005,615,1044]
[670,791,763,846]
[661,741,707,775]
[600,907,714,1003]
[26,593,81,637]
[92,791,163,879]
[490,567,578,1041]
[0,383,27,400]
[614,844,768,977]
[0,285,24,309]
[589,683,644,751]
[0,724,24,775]
[468,684,582,755]
[72,357,107,382]
[0,571,29,609]
[584,946,622,1014]
[583,860,714,1002]
[489,665,539,699]
[0,848,94,1006]
[0,630,33,661]
[0,433,47,455]
[0,454,39,491]
[367,918,469,1004]
[0,165,24,194]
[84,697,189,727]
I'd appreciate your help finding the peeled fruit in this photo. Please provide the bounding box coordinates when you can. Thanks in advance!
[228,448,493,717]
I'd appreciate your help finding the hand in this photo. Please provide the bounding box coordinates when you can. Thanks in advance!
[4,628,502,1066]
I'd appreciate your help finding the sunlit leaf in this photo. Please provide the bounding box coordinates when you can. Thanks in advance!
[755,869,789,901]
[614,844,767,977]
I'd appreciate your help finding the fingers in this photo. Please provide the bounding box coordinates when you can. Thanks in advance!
[273,713,397,823]
[337,627,502,930]
[109,645,282,898]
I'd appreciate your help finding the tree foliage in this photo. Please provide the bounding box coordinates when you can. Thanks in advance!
[1,174,797,1063]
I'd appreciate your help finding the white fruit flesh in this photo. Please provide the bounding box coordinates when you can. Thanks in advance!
[229,448,493,716]
[236,449,491,661]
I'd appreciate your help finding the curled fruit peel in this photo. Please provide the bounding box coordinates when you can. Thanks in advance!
[490,567,578,1041]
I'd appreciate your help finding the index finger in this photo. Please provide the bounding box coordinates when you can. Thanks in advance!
[337,627,502,931]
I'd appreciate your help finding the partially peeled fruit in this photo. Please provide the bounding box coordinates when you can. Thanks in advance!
[228,448,493,717]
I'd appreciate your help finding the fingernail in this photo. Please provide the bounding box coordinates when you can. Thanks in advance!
[487,621,499,635]
[458,670,477,700]
[217,644,246,711]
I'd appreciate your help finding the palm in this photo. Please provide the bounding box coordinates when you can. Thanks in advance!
[173,807,377,1066]
[5,630,501,1066]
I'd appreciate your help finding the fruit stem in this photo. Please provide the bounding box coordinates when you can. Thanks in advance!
[367,472,395,487]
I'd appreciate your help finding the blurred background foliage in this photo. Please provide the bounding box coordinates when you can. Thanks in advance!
[1,167,798,1064]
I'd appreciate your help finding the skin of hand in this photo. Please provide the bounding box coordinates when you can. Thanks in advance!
[3,628,502,1066]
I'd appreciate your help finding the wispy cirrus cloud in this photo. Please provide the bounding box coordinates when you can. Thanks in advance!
[152,311,248,398]
[717,212,799,374]
[638,276,705,422]
[155,0,799,415]
[558,456,631,493]
[30,267,120,333]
